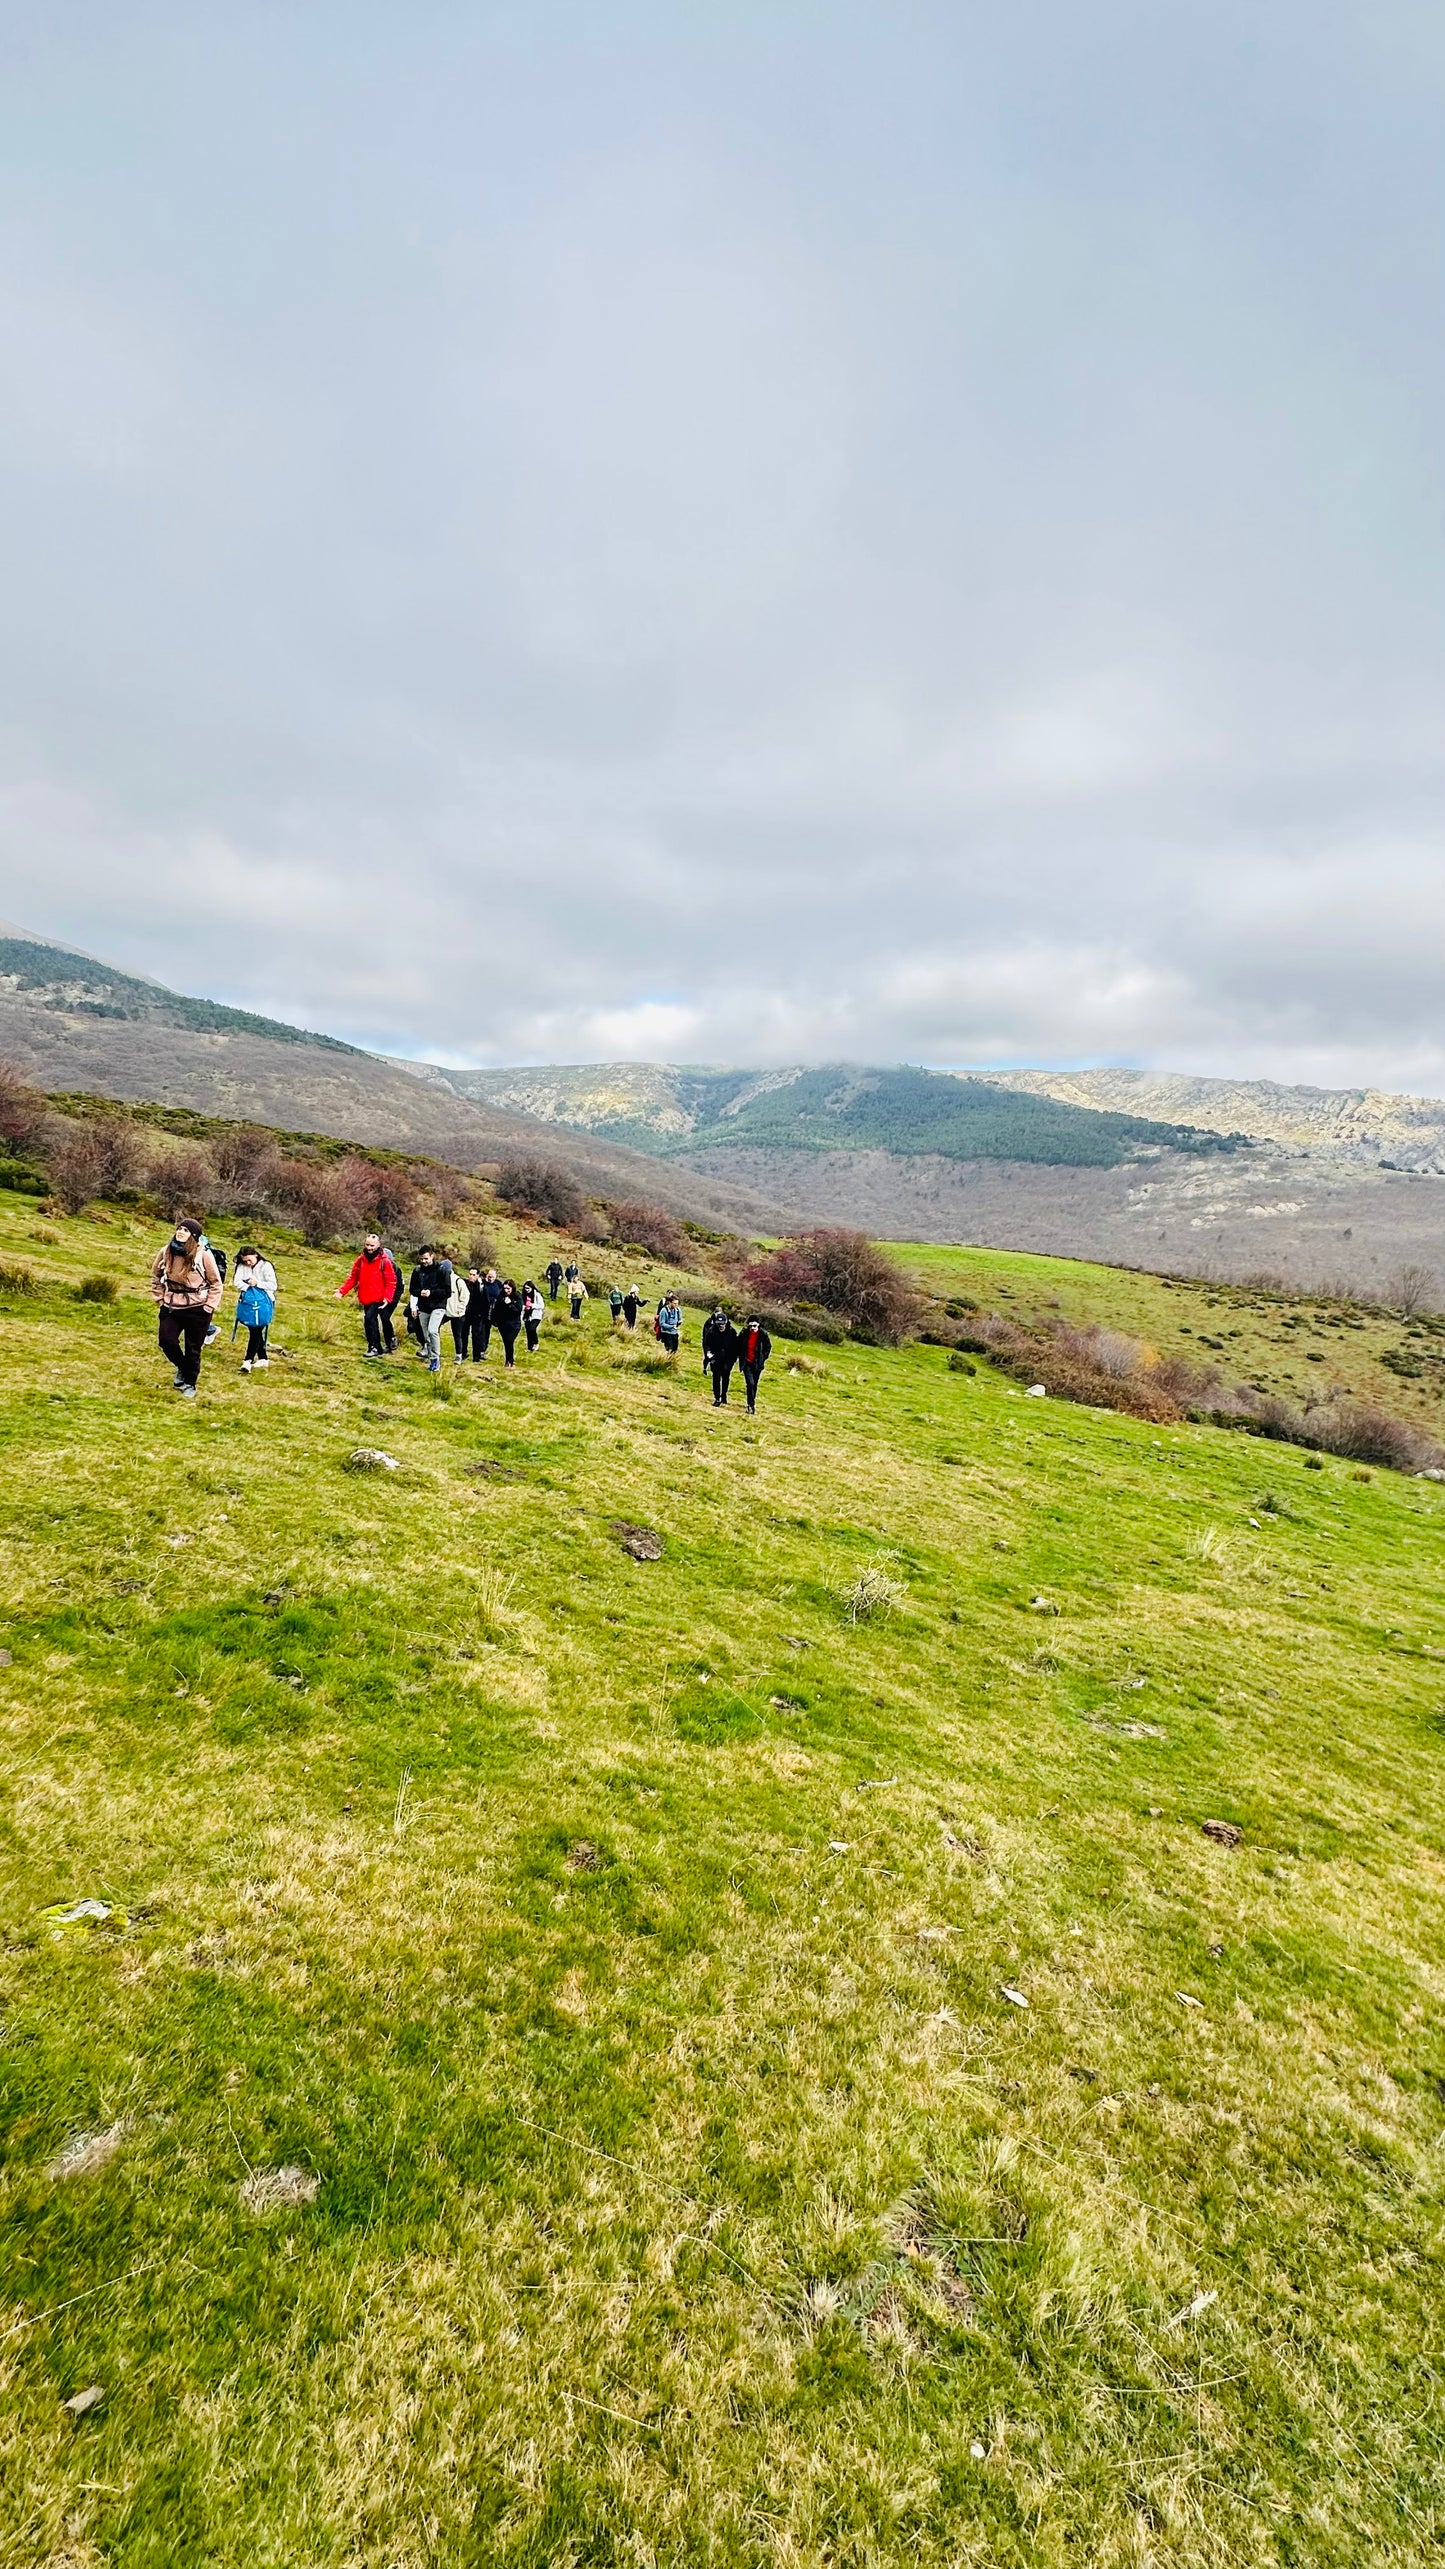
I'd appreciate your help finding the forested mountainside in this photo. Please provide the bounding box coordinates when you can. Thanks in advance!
[0,933,359,1052]
[447,1062,1247,1169]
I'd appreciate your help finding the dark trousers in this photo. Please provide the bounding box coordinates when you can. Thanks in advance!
[710,1360,735,1406]
[244,1325,269,1361]
[497,1328,519,1368]
[159,1305,209,1387]
[477,1312,494,1355]
[659,1330,679,1356]
[362,1303,390,1355]
[449,1315,469,1356]
[741,1361,763,1413]
[524,1316,541,1351]
[380,1293,400,1353]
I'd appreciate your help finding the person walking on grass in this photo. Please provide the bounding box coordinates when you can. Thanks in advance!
[459,1264,489,1362]
[702,1305,739,1406]
[337,1233,399,1359]
[608,1285,624,1328]
[545,1256,564,1302]
[477,1266,502,1357]
[445,1260,471,1359]
[233,1246,277,1372]
[568,1273,588,1321]
[622,1285,646,1332]
[522,1279,545,1353]
[150,1219,223,1398]
[739,1313,772,1415]
[655,1291,683,1356]
[494,1278,523,1367]
[172,1217,226,1347]
[410,1244,453,1373]
[564,1258,581,1297]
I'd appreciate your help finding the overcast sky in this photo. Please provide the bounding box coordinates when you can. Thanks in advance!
[1,2,1441,1088]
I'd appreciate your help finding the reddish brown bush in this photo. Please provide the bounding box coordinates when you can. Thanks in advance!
[495,1157,587,1228]
[0,1063,48,1155]
[47,1116,149,1211]
[743,1228,922,1344]
[275,1156,374,1246]
[607,1200,688,1264]
[206,1124,283,1210]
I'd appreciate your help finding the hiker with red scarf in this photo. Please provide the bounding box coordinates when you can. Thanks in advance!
[337,1233,400,1358]
[150,1219,223,1398]
[738,1314,772,1415]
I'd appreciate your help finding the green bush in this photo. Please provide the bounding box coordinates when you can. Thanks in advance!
[0,1261,40,1295]
[76,1274,120,1303]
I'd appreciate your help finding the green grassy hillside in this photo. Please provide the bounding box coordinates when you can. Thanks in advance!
[1,1193,1442,2566]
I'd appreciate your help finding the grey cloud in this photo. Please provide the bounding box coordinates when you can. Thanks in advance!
[0,2,1440,1090]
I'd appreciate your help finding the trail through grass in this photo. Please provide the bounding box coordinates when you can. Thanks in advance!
[1,1195,1442,2565]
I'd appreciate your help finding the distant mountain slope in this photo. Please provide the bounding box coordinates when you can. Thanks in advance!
[0,927,790,1229]
[991,1067,1445,1172]
[0,932,360,1053]
[451,1061,1245,1168]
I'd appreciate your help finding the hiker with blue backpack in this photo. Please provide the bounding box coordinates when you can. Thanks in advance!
[232,1247,278,1373]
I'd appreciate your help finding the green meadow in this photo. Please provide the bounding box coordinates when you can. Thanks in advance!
[1,1193,1442,2566]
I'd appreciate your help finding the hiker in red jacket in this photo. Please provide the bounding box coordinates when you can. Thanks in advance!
[738,1315,772,1415]
[337,1233,400,1358]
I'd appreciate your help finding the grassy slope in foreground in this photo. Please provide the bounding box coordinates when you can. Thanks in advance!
[1,1199,1443,2567]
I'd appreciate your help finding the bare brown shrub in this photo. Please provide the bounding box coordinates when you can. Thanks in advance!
[158,1146,220,1216]
[1392,1263,1439,1318]
[1302,1398,1441,1473]
[743,1228,922,1344]
[607,1200,688,1264]
[0,1063,48,1155]
[275,1157,374,1246]
[206,1124,283,1211]
[495,1157,586,1228]
[47,1116,149,1211]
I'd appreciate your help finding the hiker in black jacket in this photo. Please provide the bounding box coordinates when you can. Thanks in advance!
[621,1287,646,1332]
[494,1279,523,1367]
[545,1257,564,1302]
[476,1267,502,1356]
[410,1248,453,1374]
[460,1265,490,1361]
[701,1306,739,1406]
[738,1315,772,1414]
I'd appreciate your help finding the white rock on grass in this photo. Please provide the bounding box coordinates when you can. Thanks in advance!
[343,1447,400,1473]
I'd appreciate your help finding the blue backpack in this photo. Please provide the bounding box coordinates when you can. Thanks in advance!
[236,1283,274,1330]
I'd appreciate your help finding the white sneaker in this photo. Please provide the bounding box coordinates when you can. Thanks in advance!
[177,1382,196,1399]
[240,1360,252,1374]
[254,1356,268,1367]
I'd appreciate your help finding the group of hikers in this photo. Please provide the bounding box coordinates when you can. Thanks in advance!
[150,1218,774,1411]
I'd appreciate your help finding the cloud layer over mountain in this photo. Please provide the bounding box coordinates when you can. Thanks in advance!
[1,3,1440,1086]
